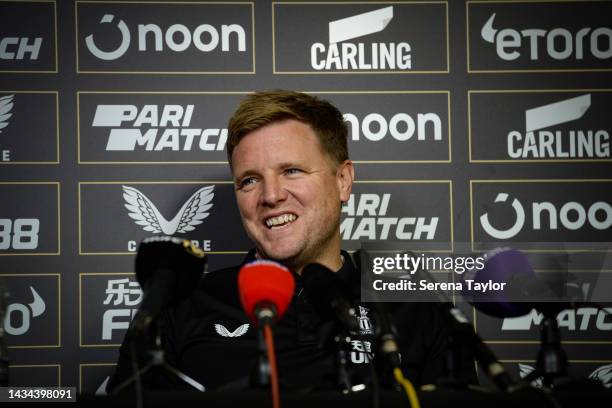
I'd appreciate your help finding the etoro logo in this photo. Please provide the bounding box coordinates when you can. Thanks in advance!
[0,94,14,133]
[481,13,612,62]
[311,6,411,71]
[92,104,227,152]
[507,94,610,159]
[4,286,45,336]
[341,193,438,240]
[122,185,214,235]
[84,13,246,61]
[479,193,612,240]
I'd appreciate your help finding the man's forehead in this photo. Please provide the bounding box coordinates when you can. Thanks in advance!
[230,120,337,172]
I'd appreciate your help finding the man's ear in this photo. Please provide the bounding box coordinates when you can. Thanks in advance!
[336,160,354,203]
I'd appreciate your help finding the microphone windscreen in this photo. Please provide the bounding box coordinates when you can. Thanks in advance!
[238,260,295,322]
[464,248,533,318]
[135,236,206,301]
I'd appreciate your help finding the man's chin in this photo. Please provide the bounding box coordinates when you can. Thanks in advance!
[256,247,302,268]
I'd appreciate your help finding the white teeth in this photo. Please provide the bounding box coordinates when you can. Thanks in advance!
[265,214,296,228]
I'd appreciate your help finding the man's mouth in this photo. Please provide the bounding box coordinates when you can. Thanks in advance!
[265,213,298,229]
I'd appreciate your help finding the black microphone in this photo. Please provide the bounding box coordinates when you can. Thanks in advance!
[131,236,206,333]
[301,263,359,331]
[397,251,517,391]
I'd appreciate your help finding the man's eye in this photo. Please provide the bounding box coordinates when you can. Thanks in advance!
[238,177,256,189]
[285,168,302,175]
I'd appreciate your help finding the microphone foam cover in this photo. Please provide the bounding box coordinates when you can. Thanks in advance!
[238,260,295,323]
[135,236,206,302]
[467,248,533,318]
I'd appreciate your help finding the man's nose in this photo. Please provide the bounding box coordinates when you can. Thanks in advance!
[261,177,288,206]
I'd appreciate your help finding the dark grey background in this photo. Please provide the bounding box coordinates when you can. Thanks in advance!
[0,0,610,391]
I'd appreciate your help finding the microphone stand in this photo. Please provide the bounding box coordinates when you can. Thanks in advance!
[111,320,206,394]
[251,323,272,387]
[523,303,568,388]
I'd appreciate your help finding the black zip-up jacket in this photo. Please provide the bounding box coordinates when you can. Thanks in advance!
[108,250,476,392]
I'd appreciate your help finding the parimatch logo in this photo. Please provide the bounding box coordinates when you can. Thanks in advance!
[78,92,246,163]
[1,274,59,348]
[472,181,612,246]
[76,2,254,73]
[470,91,611,162]
[476,305,612,343]
[273,3,447,73]
[79,182,251,255]
[0,1,56,72]
[468,1,612,72]
[340,182,452,251]
[0,92,58,163]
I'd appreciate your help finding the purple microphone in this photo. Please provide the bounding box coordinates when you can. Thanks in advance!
[462,248,534,318]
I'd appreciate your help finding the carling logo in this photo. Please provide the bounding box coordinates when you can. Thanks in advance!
[311,6,411,71]
[508,94,609,159]
[122,185,214,235]
[273,3,447,73]
[469,91,611,162]
[77,2,253,73]
[468,2,612,71]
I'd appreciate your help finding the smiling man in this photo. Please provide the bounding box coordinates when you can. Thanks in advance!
[228,91,354,274]
[109,90,476,393]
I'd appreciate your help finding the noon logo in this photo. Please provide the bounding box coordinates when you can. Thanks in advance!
[76,2,254,73]
[84,14,246,61]
[479,192,611,240]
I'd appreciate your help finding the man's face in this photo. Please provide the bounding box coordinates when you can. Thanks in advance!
[231,119,353,271]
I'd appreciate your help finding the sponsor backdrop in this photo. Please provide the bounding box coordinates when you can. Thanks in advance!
[0,0,611,392]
